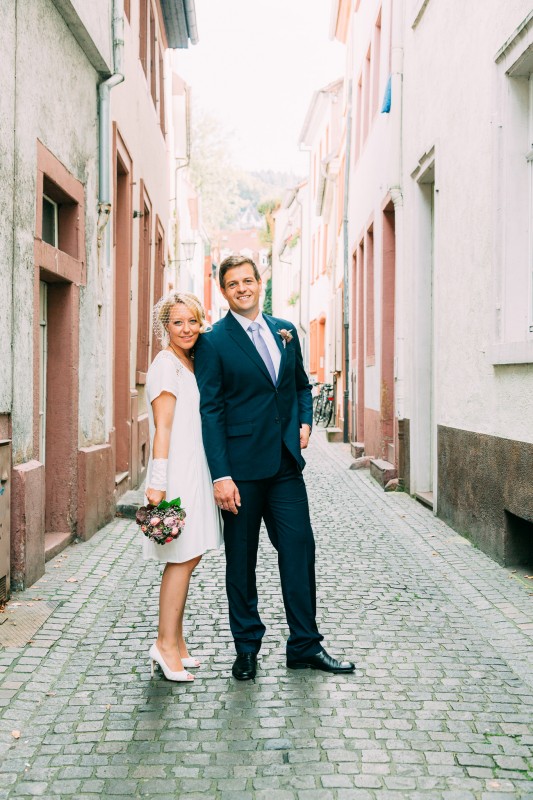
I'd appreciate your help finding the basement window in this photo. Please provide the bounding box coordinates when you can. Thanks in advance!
[505,510,533,568]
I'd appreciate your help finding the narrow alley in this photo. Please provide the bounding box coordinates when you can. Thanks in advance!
[1,433,532,799]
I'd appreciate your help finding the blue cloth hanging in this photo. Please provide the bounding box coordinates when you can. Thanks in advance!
[381,75,392,113]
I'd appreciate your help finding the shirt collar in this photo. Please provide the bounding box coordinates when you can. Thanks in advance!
[230,309,268,333]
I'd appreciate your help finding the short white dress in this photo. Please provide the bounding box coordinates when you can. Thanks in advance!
[143,350,223,563]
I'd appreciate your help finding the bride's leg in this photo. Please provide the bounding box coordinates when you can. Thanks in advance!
[177,555,202,658]
[157,556,201,671]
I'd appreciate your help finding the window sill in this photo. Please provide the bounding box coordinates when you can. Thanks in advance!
[489,340,533,365]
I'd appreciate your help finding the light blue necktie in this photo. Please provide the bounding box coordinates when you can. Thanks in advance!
[248,322,277,384]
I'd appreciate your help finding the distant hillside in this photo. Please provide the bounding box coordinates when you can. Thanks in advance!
[188,109,304,234]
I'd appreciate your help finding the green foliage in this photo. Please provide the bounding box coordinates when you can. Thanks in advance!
[188,109,240,233]
[157,497,182,510]
[188,106,302,235]
[258,198,280,246]
[263,278,272,315]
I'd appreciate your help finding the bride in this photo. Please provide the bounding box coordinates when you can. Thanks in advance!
[144,292,223,682]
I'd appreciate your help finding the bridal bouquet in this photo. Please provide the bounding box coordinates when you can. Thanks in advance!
[135,497,186,545]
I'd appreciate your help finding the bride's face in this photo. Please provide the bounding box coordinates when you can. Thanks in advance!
[166,303,201,354]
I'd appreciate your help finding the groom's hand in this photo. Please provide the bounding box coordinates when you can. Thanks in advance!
[214,479,241,515]
[300,424,311,450]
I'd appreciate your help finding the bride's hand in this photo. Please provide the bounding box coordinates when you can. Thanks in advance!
[146,487,165,506]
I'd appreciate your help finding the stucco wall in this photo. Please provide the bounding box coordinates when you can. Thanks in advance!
[0,4,16,415]
[7,0,111,462]
[402,0,533,445]
[52,0,113,73]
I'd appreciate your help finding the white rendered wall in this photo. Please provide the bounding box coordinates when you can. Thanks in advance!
[2,0,110,463]
[402,0,533,446]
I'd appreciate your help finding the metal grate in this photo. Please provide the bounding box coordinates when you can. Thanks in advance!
[0,575,6,606]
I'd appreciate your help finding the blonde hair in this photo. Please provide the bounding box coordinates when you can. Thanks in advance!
[152,291,210,347]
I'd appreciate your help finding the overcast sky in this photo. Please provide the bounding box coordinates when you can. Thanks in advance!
[173,0,345,175]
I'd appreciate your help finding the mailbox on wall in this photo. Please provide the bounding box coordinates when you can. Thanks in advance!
[0,440,11,604]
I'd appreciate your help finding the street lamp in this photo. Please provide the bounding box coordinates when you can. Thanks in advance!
[169,241,197,291]
[181,240,196,262]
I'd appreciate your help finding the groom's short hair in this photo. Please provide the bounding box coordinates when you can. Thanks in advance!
[219,255,261,288]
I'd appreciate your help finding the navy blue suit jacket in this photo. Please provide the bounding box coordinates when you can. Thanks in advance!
[195,312,313,482]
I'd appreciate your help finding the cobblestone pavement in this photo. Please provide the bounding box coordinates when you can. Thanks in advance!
[1,433,532,800]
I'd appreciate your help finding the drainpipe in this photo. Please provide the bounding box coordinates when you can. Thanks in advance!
[98,0,125,234]
[342,79,353,444]
[389,0,405,424]
[295,191,306,336]
[97,0,124,440]
[173,82,192,290]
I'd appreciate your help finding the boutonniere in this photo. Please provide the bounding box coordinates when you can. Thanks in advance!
[277,328,293,348]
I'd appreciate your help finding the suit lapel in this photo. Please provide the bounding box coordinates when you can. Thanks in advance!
[264,315,287,385]
[224,312,274,384]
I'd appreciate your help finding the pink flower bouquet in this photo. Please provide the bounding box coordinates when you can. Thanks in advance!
[135,497,186,545]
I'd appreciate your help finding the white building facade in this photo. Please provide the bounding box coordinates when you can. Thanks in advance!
[329,0,533,565]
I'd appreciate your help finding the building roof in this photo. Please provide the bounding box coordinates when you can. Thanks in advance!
[299,78,343,146]
[160,0,199,48]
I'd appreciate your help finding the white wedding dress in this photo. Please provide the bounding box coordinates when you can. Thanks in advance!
[143,350,223,563]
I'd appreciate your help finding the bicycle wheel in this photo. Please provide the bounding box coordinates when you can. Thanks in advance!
[323,398,334,428]
[313,394,324,424]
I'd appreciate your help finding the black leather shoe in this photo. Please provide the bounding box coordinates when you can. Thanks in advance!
[232,653,257,681]
[287,649,355,673]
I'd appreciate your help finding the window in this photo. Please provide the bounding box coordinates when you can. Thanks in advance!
[316,229,321,279]
[42,195,58,248]
[136,184,152,381]
[362,46,371,143]
[366,227,375,363]
[492,18,533,363]
[139,0,148,74]
[321,223,328,274]
[41,175,80,259]
[354,77,362,162]
[372,10,382,119]
[159,49,166,132]
[36,141,85,285]
[150,4,157,106]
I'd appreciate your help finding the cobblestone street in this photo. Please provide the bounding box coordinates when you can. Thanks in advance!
[1,433,532,800]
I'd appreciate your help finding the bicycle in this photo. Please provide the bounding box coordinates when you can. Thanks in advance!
[313,383,334,426]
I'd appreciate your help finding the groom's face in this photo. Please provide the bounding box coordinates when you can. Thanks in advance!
[221,264,262,319]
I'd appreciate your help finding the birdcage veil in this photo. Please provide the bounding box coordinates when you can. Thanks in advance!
[152,291,210,348]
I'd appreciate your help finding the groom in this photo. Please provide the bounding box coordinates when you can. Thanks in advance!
[195,255,355,680]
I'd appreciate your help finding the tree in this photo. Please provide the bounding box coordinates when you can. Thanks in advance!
[263,277,272,315]
[188,109,240,233]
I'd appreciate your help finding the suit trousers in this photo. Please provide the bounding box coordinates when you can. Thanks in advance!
[222,446,324,659]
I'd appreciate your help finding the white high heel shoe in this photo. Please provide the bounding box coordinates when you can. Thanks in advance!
[149,643,194,682]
